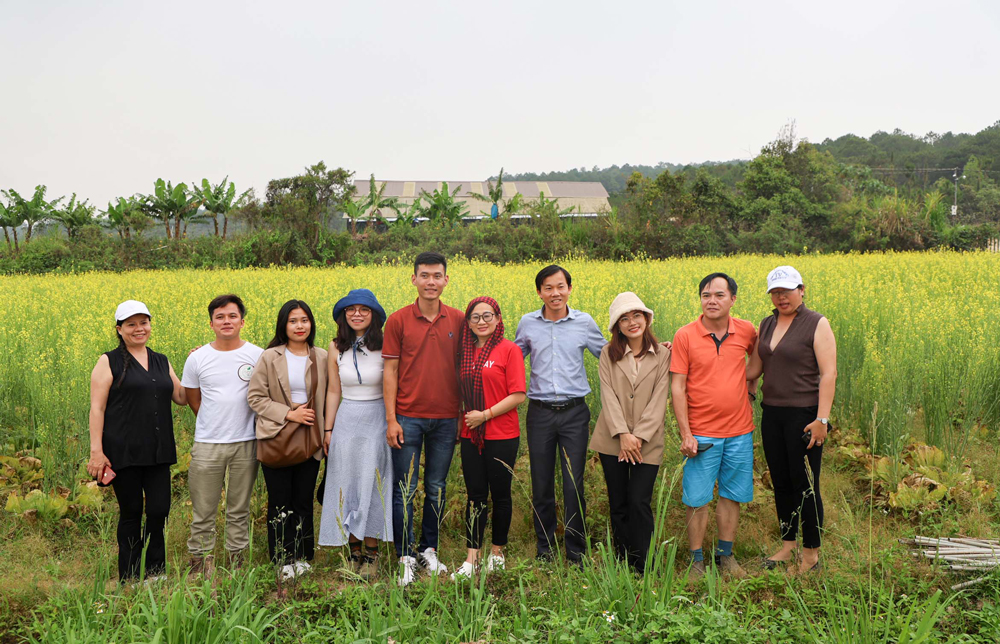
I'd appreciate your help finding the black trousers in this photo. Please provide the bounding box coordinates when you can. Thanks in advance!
[110,464,171,581]
[526,401,590,560]
[761,404,824,549]
[460,437,519,550]
[599,454,659,572]
[261,458,321,564]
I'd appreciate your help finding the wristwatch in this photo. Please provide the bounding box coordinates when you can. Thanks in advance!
[816,418,828,425]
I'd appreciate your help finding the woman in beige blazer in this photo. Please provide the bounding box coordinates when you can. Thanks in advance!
[248,299,327,581]
[590,292,671,573]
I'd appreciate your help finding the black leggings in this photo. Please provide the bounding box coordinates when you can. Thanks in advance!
[460,437,519,550]
[761,404,824,549]
[111,464,172,581]
[598,454,659,572]
[261,458,321,564]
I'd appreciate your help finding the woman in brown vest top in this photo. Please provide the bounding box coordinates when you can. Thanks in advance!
[746,266,837,574]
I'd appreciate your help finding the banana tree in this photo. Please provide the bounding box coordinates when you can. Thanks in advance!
[1,185,63,242]
[0,196,18,250]
[380,197,421,229]
[531,191,576,218]
[364,174,400,227]
[192,177,250,239]
[467,167,522,219]
[417,182,468,227]
[52,194,97,239]
[342,198,370,235]
[145,179,198,239]
[103,197,147,239]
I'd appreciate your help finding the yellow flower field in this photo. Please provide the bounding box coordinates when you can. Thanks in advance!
[1,251,998,479]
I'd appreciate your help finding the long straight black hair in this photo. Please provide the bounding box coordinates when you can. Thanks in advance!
[267,300,317,349]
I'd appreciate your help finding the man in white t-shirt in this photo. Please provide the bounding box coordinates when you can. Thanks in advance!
[181,294,264,574]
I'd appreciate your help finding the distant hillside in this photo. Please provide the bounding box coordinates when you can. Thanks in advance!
[506,121,1000,195]
[504,160,747,194]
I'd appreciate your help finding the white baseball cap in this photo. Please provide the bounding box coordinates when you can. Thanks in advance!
[115,300,152,322]
[766,266,803,293]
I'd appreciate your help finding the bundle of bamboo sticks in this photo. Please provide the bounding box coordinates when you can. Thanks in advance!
[900,536,1000,590]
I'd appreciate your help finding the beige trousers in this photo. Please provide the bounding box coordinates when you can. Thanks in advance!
[187,440,258,556]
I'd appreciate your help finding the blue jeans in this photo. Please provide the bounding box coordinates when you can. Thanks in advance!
[391,415,457,557]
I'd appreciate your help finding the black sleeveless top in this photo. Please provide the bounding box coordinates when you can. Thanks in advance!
[758,304,824,408]
[102,348,177,468]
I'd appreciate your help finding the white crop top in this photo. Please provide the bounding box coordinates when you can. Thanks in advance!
[336,343,384,401]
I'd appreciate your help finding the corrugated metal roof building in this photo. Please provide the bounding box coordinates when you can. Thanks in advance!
[349,179,610,220]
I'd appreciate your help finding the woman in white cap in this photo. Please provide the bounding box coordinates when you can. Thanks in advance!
[86,300,188,583]
[746,266,837,574]
[589,292,671,574]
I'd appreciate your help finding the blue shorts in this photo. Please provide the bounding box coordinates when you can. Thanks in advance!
[682,432,754,508]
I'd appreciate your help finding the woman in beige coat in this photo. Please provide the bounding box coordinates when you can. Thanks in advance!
[590,292,671,573]
[248,299,327,581]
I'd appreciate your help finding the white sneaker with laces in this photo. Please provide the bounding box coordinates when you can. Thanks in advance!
[450,561,475,580]
[487,553,506,572]
[419,548,448,575]
[293,560,312,577]
[398,555,419,587]
[280,564,297,581]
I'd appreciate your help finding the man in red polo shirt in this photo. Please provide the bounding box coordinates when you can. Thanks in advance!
[670,272,757,580]
[383,251,465,586]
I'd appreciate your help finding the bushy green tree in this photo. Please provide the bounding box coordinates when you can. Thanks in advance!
[266,161,354,246]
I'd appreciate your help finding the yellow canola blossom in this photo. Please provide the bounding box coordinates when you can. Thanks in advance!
[1,251,998,463]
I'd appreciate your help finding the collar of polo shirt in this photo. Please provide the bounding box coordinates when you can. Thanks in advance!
[410,299,451,318]
[697,313,737,336]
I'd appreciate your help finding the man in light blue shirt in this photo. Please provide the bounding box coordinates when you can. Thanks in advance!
[515,265,605,562]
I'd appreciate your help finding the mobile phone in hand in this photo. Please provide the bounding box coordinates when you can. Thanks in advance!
[696,442,714,454]
[801,430,812,445]
[98,466,117,487]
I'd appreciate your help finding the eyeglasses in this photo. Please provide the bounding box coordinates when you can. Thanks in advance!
[345,306,372,316]
[470,312,496,323]
[618,311,646,326]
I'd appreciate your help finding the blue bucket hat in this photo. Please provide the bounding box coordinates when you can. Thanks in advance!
[333,289,386,327]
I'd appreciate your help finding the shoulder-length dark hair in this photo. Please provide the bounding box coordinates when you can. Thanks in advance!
[334,312,384,353]
[607,312,658,363]
[267,300,317,349]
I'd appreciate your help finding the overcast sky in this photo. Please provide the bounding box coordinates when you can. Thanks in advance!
[2,0,998,207]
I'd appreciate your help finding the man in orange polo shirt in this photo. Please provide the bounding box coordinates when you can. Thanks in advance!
[670,272,757,580]
[383,251,465,586]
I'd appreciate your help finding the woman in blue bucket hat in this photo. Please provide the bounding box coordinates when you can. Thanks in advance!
[317,289,393,580]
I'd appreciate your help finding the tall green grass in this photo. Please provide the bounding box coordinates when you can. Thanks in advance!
[26,567,285,644]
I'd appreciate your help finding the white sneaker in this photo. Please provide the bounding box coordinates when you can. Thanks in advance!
[293,560,312,577]
[136,574,167,588]
[398,555,418,587]
[419,548,448,575]
[450,561,475,581]
[487,553,506,572]
[280,564,297,581]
